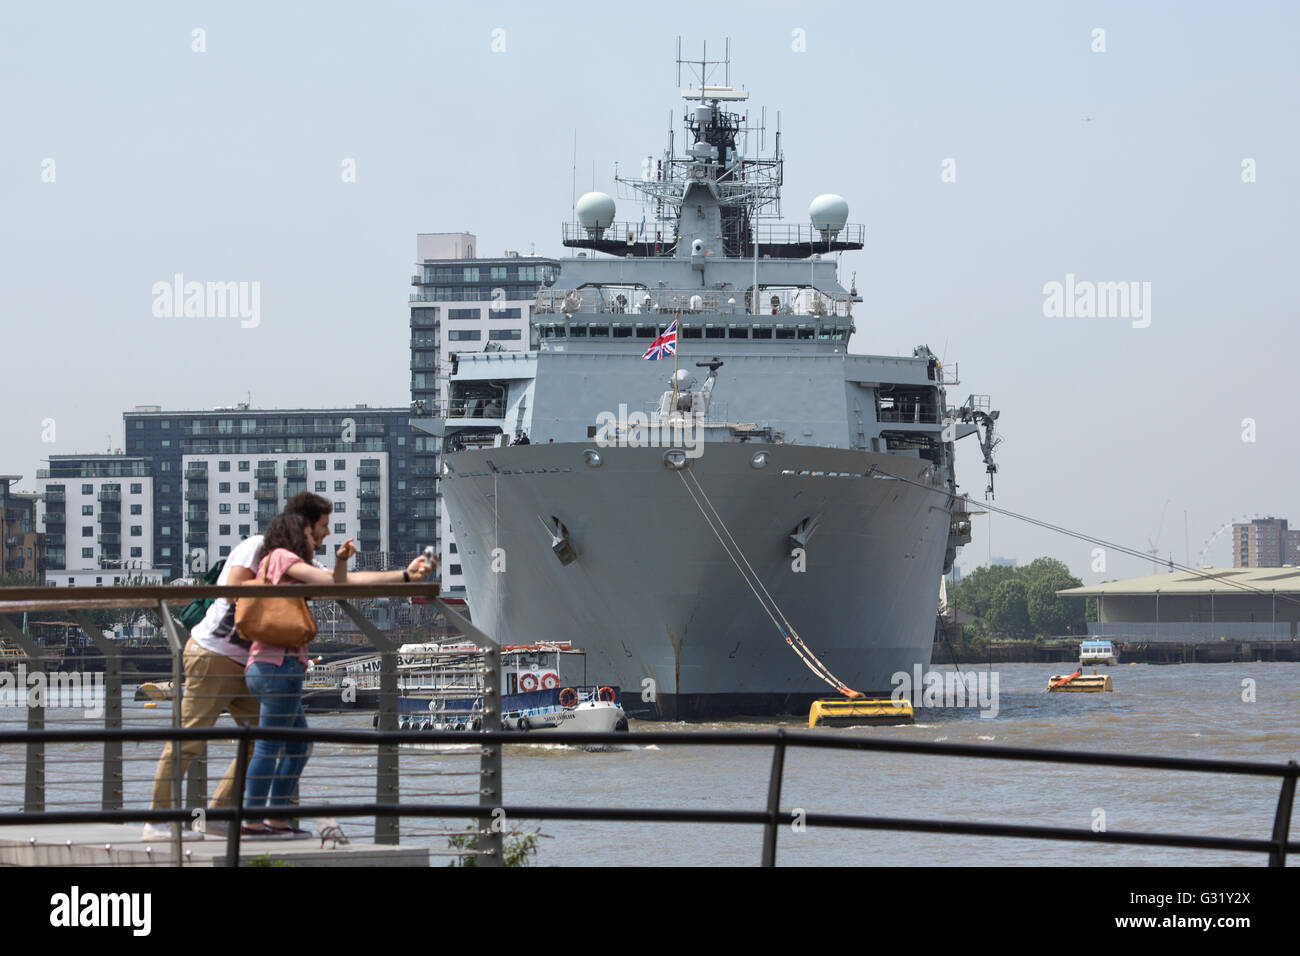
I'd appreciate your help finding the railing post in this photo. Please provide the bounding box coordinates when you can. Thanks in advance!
[225,723,251,867]
[69,611,122,811]
[337,599,400,845]
[1269,760,1297,867]
[1,615,47,813]
[436,599,504,866]
[761,729,787,867]
[157,601,188,860]
[477,643,503,867]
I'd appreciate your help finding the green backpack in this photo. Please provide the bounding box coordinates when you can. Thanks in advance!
[178,558,227,630]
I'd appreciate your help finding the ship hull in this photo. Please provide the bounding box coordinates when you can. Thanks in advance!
[441,442,950,719]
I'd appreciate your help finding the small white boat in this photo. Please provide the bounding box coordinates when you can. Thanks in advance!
[392,641,629,734]
[1079,639,1119,666]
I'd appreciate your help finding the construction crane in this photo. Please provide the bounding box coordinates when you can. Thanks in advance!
[1147,499,1170,574]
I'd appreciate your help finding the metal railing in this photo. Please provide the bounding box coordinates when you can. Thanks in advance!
[1,583,1297,868]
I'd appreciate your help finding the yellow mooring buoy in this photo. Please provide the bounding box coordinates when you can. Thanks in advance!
[809,697,915,728]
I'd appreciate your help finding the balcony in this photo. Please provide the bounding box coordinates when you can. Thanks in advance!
[97,512,122,527]
[285,480,308,497]
[285,462,308,479]
[357,464,381,480]
[96,489,121,503]
[356,484,381,500]
[43,511,66,526]
[44,490,65,503]
[254,487,278,502]
[45,550,65,567]
[44,533,64,546]
[185,464,208,478]
[187,532,208,547]
[186,508,208,521]
[97,534,121,547]
[357,506,380,519]
[186,484,208,500]
[256,507,277,523]
[255,465,277,480]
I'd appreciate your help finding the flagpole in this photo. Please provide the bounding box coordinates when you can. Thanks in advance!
[671,311,681,435]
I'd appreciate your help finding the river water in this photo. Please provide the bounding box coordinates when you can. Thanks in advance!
[2,662,1296,866]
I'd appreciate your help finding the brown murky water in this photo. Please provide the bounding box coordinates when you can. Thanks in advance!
[3,662,1296,865]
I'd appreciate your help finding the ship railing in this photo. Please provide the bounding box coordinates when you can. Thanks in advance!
[557,221,866,249]
[2,583,1297,868]
[532,287,855,318]
[1087,622,1296,642]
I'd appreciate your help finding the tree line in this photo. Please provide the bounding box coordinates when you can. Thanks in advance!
[949,557,1093,640]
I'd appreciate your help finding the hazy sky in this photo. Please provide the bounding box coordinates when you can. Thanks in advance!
[3,1,1297,582]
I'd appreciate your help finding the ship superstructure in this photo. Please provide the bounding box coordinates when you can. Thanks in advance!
[416,44,1000,718]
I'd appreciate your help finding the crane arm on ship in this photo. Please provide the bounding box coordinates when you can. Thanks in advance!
[959,396,1002,498]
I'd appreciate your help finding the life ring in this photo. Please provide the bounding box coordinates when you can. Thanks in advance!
[519,673,539,692]
[597,686,616,702]
[558,687,579,708]
[541,673,560,690]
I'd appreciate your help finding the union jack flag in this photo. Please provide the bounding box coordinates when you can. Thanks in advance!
[641,319,677,360]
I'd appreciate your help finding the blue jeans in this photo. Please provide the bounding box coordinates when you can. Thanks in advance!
[243,658,308,813]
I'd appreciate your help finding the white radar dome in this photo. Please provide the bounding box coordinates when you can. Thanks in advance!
[576,191,616,237]
[809,193,849,238]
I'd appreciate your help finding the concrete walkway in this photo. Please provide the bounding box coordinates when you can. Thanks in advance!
[0,823,429,866]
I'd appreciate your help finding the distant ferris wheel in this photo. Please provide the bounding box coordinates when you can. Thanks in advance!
[1196,514,1262,568]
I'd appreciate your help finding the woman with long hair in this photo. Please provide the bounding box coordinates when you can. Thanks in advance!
[241,511,432,835]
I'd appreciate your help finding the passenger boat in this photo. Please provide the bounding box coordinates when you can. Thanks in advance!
[1079,639,1119,666]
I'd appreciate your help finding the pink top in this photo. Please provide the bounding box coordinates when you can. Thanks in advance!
[245,548,313,670]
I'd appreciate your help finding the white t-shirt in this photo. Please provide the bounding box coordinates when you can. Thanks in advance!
[191,535,265,664]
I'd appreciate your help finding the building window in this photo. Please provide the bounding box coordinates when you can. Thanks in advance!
[219,524,231,535]
[160,483,171,494]
[82,547,94,558]
[488,307,522,319]
[334,459,346,470]
[238,503,250,514]
[397,480,406,490]
[161,439,171,448]
[448,308,480,320]
[219,482,231,493]
[130,526,142,536]
[489,328,522,341]
[239,524,250,536]
[219,545,231,557]
[335,523,346,534]
[462,267,479,282]
[82,505,93,516]
[161,547,171,557]
[160,525,171,536]
[314,481,326,492]
[334,480,346,492]
[334,502,346,513]
[490,266,508,280]
[450,564,462,575]
[219,504,231,515]
[448,330,482,341]
[81,483,93,495]
[130,483,142,494]
[130,504,142,515]
[238,461,250,471]
[314,460,326,470]
[219,461,230,472]
[238,482,249,493]
[130,547,142,558]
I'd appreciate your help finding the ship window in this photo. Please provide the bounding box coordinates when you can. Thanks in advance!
[568,325,587,337]
[753,327,773,339]
[705,327,725,339]
[635,325,657,338]
[681,327,703,339]
[776,328,795,339]
[797,328,814,340]
[588,325,610,337]
[612,325,633,338]
[728,327,748,339]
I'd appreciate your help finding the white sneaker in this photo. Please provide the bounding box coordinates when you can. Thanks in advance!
[141,822,204,842]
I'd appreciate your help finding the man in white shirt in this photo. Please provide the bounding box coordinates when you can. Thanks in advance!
[143,493,334,841]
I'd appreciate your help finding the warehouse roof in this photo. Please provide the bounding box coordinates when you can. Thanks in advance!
[1058,567,1300,597]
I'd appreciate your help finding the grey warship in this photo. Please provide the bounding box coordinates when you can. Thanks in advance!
[427,46,1001,719]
